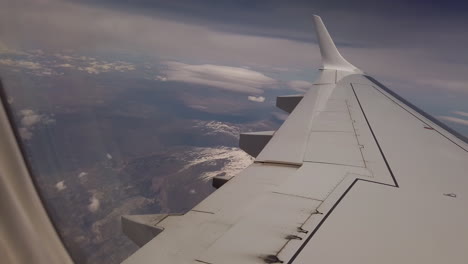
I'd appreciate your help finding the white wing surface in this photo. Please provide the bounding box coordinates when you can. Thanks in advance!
[121,15,468,264]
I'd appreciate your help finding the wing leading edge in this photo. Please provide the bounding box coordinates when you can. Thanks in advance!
[121,16,468,264]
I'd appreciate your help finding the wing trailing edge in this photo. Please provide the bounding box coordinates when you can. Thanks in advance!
[313,15,360,72]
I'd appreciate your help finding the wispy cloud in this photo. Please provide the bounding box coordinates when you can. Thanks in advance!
[438,111,468,126]
[453,111,468,118]
[0,0,323,69]
[188,105,208,110]
[247,95,265,102]
[287,80,313,92]
[155,75,167,81]
[160,62,277,94]
[438,116,468,126]
[412,79,468,93]
[272,111,288,121]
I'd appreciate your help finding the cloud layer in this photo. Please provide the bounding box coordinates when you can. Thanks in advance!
[0,0,321,68]
[160,62,277,94]
[453,111,468,118]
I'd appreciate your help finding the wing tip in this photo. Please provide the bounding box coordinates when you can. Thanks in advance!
[312,15,361,73]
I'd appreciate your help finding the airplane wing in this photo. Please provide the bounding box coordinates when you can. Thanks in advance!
[121,15,468,264]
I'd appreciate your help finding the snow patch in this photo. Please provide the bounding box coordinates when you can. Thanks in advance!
[88,195,100,213]
[179,146,254,181]
[193,120,240,139]
[55,180,66,191]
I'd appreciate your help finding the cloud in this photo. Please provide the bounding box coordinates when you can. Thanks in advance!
[0,59,41,70]
[247,96,265,102]
[155,75,167,81]
[0,58,58,76]
[18,109,55,140]
[438,111,468,126]
[55,180,66,191]
[188,105,208,110]
[160,62,277,94]
[454,111,468,118]
[88,195,100,213]
[411,79,468,93]
[0,0,320,69]
[287,80,314,92]
[57,63,73,68]
[1,53,137,77]
[2,0,468,96]
[53,53,74,60]
[438,116,468,126]
[77,61,136,74]
[78,172,88,184]
[272,111,288,121]
[18,127,33,140]
[20,110,42,127]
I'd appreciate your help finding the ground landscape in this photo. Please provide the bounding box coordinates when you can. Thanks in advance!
[0,50,292,263]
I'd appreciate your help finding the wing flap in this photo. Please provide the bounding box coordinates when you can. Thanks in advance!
[197,193,321,264]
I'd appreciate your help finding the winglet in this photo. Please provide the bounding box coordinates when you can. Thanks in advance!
[313,15,360,72]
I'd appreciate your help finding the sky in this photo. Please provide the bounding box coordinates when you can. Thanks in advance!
[1,1,468,263]
[1,0,468,136]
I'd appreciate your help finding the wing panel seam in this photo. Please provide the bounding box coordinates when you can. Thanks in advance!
[286,84,400,264]
[350,84,399,187]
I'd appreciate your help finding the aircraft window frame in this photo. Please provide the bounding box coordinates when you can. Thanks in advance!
[0,79,74,264]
